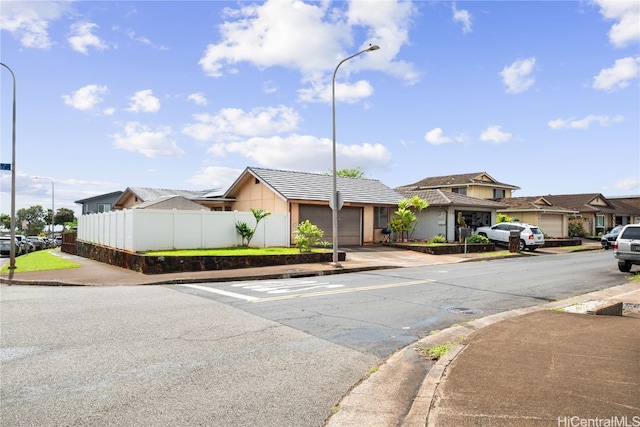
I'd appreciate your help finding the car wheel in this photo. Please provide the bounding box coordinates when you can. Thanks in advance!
[618,261,632,273]
[518,239,525,251]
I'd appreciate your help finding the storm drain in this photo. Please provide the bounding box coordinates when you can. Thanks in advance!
[448,307,483,315]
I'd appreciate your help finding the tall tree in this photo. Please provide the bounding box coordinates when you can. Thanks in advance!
[0,213,11,231]
[54,208,76,230]
[16,205,46,236]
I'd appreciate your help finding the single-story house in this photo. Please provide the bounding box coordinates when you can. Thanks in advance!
[74,191,123,214]
[396,188,508,241]
[607,196,640,227]
[113,187,221,210]
[131,195,209,211]
[222,167,402,245]
[493,196,578,238]
[540,193,623,235]
[396,172,520,200]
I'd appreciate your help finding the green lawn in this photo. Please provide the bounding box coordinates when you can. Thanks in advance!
[142,247,327,256]
[1,249,80,273]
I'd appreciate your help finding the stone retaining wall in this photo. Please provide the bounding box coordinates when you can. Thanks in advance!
[76,241,344,275]
[393,243,495,255]
[542,238,582,247]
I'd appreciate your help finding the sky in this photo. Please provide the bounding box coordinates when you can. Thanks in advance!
[1,0,639,218]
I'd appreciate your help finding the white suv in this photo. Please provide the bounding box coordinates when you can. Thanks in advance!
[613,224,640,272]
[476,222,545,251]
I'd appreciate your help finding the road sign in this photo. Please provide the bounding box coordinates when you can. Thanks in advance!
[0,163,10,171]
[328,191,344,211]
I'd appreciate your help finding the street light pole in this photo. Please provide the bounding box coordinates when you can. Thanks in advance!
[331,44,379,267]
[34,177,55,240]
[1,62,17,269]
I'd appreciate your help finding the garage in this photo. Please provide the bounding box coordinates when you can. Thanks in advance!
[298,205,362,246]
[540,214,564,238]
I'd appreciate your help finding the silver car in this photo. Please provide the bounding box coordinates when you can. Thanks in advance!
[613,224,640,272]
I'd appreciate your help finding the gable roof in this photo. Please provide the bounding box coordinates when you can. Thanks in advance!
[132,195,207,210]
[397,188,508,209]
[74,191,123,204]
[225,167,402,205]
[114,187,217,207]
[495,196,578,213]
[542,193,617,213]
[398,172,520,191]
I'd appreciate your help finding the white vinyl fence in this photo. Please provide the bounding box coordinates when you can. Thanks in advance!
[77,209,290,252]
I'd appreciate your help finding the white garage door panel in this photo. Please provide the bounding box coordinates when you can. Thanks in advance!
[541,214,563,238]
[298,205,362,245]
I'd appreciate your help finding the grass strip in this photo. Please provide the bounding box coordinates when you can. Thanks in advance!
[1,249,80,273]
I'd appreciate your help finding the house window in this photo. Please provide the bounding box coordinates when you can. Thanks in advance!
[97,203,111,213]
[493,189,505,198]
[596,215,604,228]
[452,187,467,195]
[374,207,389,228]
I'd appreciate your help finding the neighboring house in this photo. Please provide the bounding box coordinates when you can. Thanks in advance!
[541,193,620,236]
[113,187,220,210]
[222,167,402,245]
[494,196,578,238]
[396,188,508,242]
[74,191,123,215]
[608,196,640,226]
[396,172,520,200]
[131,195,208,210]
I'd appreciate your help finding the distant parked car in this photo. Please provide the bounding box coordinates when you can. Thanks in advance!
[55,236,62,247]
[26,236,46,250]
[14,234,34,254]
[601,225,624,250]
[476,222,545,251]
[613,224,640,272]
[0,237,22,257]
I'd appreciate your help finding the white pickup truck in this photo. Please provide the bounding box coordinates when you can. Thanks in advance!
[476,222,545,251]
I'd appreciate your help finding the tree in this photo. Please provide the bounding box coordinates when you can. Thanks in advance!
[235,208,271,246]
[0,213,11,231]
[389,197,429,241]
[54,208,76,231]
[16,205,46,236]
[326,167,366,179]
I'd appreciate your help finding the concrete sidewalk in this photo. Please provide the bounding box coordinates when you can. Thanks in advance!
[2,243,638,427]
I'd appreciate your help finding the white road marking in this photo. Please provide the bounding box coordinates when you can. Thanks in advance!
[181,284,259,301]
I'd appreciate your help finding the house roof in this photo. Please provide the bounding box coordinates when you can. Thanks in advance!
[114,187,217,206]
[397,172,520,191]
[541,193,617,214]
[132,195,207,210]
[494,196,578,213]
[608,196,640,213]
[397,188,508,209]
[225,167,403,205]
[74,191,123,205]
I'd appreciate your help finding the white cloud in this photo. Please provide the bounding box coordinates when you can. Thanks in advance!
[548,114,624,130]
[62,84,108,111]
[198,0,418,102]
[111,122,184,158]
[299,79,375,104]
[186,166,243,189]
[212,134,391,172]
[0,1,69,49]
[425,128,452,145]
[452,3,472,34]
[479,125,512,143]
[500,57,536,94]
[187,93,208,106]
[126,89,161,113]
[182,105,300,142]
[592,56,640,92]
[68,22,108,54]
[612,176,640,192]
[593,0,640,48]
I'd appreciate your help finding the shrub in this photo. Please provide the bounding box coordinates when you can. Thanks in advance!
[429,234,447,244]
[294,220,324,252]
[568,218,587,238]
[466,233,489,244]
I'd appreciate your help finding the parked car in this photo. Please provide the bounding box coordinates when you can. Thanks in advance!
[0,237,22,257]
[476,222,545,251]
[613,224,640,272]
[601,225,624,250]
[26,236,46,250]
[14,234,34,254]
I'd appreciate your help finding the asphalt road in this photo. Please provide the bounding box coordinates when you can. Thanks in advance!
[0,250,625,426]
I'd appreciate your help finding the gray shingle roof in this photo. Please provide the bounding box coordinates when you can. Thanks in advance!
[494,196,577,213]
[397,188,508,208]
[227,167,403,205]
[126,187,216,202]
[398,172,520,190]
[541,193,617,213]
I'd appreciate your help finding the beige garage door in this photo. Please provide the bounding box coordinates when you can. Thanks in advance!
[298,205,362,246]
[540,214,563,238]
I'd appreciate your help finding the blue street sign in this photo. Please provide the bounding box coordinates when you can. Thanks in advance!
[0,163,11,171]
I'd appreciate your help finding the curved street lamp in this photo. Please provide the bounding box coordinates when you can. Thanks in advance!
[1,62,17,269]
[34,176,55,240]
[331,44,380,267]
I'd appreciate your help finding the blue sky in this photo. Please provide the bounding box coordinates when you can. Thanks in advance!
[1,0,639,217]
